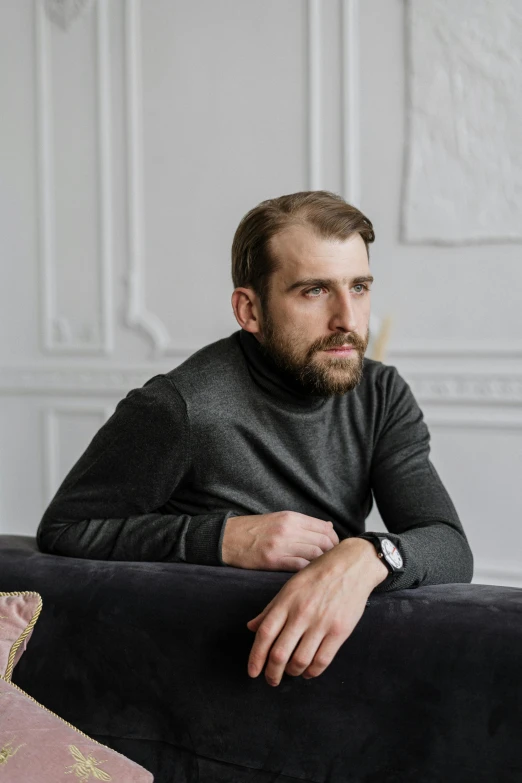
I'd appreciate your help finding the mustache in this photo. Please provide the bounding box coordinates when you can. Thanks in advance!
[318,337,363,351]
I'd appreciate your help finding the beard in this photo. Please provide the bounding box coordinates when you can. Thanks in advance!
[256,299,370,397]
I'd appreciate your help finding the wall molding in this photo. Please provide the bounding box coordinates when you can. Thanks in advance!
[405,373,522,406]
[124,0,172,357]
[428,414,522,430]
[0,366,166,395]
[2,364,522,409]
[123,0,326,358]
[35,0,113,355]
[44,0,94,30]
[307,0,322,190]
[387,340,522,359]
[341,0,360,206]
[124,0,217,357]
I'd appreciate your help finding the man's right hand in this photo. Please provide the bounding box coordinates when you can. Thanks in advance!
[221,511,340,571]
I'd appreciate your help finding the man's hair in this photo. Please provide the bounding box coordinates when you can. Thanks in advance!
[231,190,375,309]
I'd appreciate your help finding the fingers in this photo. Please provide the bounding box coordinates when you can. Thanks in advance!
[248,622,346,685]
[301,516,339,547]
[301,632,343,679]
[292,530,338,555]
[262,623,307,686]
[283,629,324,677]
[289,543,330,562]
[275,539,334,571]
[247,610,287,679]
[247,595,277,630]
[326,523,340,546]
[246,612,265,633]
[263,627,343,685]
[278,556,311,571]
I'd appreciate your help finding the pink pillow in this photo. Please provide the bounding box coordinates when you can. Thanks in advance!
[0,592,42,680]
[0,677,153,781]
[0,591,153,781]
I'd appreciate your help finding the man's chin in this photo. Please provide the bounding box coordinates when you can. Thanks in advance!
[298,361,364,396]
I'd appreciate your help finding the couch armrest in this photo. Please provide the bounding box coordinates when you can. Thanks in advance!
[1,534,521,783]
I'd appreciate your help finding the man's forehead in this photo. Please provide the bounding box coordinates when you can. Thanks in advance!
[272,225,365,254]
[269,226,369,279]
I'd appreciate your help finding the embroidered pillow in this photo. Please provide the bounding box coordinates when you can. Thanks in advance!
[0,678,153,781]
[0,591,153,781]
[0,592,42,680]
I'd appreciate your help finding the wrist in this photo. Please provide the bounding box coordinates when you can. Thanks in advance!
[337,537,389,590]
[221,516,241,566]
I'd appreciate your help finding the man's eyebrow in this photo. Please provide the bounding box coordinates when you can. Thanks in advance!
[285,275,374,293]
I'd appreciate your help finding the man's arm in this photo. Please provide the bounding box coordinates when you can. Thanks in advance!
[356,365,474,592]
[37,376,234,564]
[244,367,473,686]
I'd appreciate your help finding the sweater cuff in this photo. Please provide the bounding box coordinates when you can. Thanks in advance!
[356,531,409,593]
[184,511,237,566]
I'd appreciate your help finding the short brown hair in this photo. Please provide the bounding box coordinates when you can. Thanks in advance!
[231,190,375,308]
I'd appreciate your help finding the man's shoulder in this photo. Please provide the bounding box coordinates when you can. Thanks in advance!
[356,357,417,421]
[359,357,424,438]
[360,356,404,395]
[120,332,244,415]
[162,330,245,401]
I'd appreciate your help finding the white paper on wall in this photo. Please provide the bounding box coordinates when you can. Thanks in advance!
[402,0,522,244]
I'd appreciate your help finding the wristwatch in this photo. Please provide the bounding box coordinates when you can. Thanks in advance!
[359,533,405,575]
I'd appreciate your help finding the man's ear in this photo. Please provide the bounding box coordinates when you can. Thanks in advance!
[231,288,263,335]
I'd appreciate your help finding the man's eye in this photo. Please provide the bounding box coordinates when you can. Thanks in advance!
[304,285,370,297]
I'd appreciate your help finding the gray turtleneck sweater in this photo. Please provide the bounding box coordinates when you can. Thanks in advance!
[37,329,474,593]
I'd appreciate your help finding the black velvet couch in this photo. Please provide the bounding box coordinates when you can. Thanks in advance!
[1,534,521,783]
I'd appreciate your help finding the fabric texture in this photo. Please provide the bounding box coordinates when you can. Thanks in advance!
[1,535,522,783]
[0,677,154,781]
[0,592,42,680]
[0,581,153,782]
[37,328,473,593]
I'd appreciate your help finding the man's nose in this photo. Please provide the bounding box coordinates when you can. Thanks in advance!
[328,291,358,333]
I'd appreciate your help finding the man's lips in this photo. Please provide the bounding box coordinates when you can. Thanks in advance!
[323,345,355,353]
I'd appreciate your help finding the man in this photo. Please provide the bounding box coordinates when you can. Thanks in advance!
[37,190,474,688]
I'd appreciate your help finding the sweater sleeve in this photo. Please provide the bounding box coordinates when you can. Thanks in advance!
[36,375,234,564]
[357,365,474,593]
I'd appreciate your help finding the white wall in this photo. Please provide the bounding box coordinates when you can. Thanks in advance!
[1,0,521,587]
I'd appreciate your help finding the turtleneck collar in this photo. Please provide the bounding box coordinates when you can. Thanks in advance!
[237,328,329,410]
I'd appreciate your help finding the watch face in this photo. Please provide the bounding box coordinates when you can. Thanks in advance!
[382,538,403,569]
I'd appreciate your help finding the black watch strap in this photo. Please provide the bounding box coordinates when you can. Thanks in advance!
[358,533,405,574]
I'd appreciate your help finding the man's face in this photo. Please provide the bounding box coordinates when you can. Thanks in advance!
[255,225,372,396]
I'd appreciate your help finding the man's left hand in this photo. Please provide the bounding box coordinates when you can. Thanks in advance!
[246,537,389,686]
